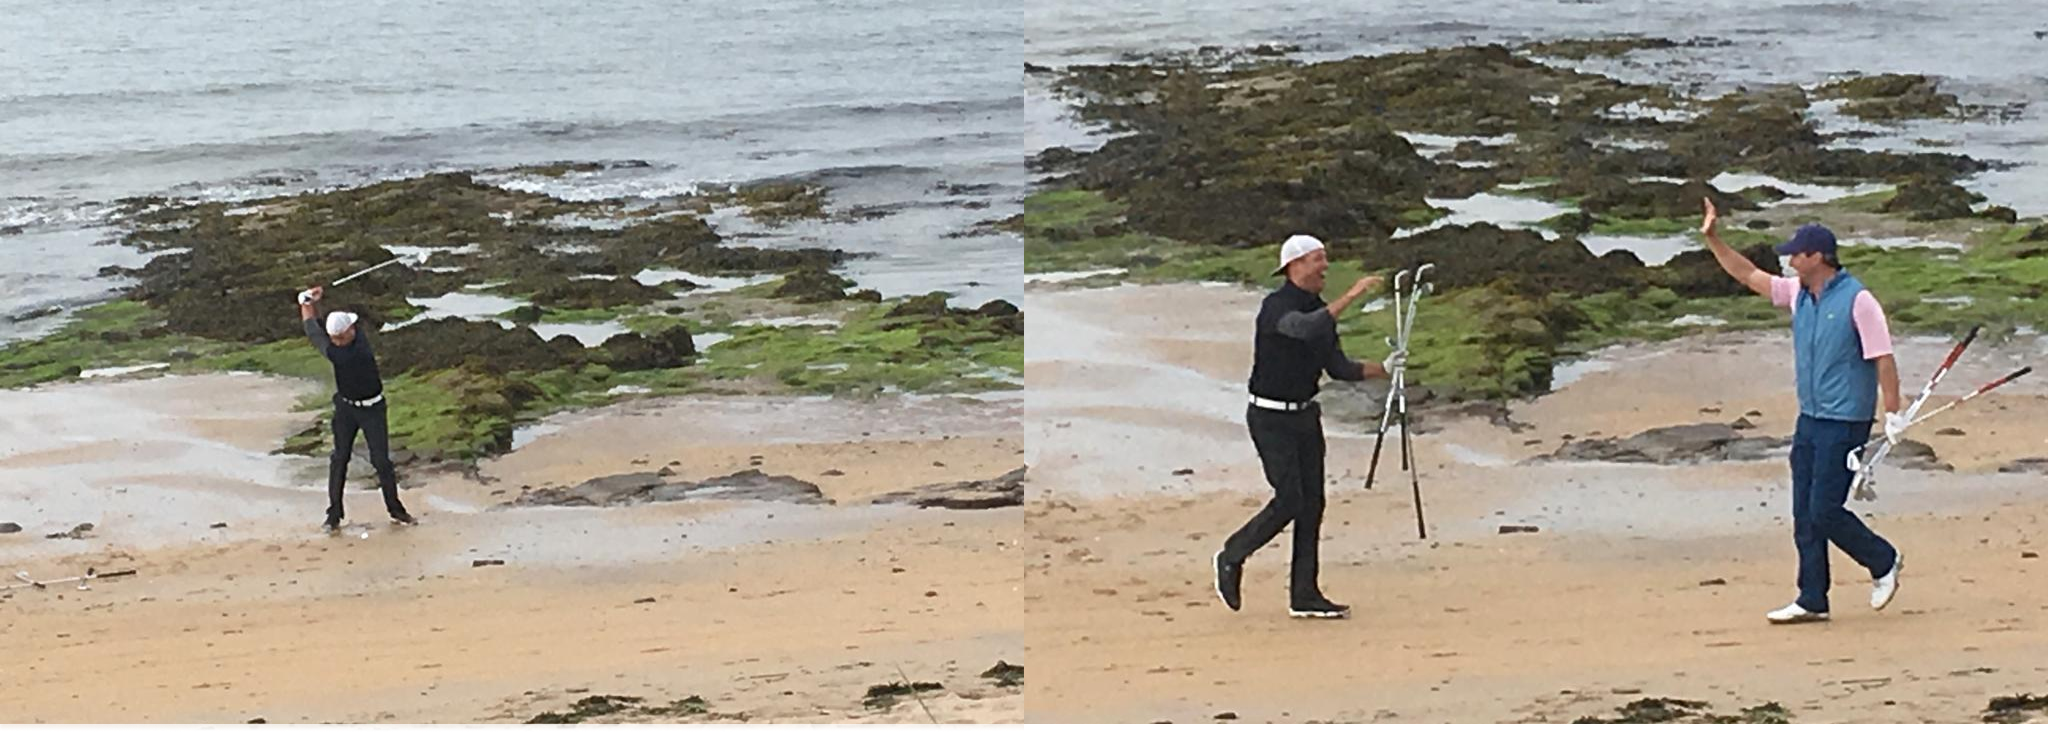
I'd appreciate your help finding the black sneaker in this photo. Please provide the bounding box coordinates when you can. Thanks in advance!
[1214,551,1242,611]
[389,512,418,526]
[1289,597,1350,619]
[322,518,341,535]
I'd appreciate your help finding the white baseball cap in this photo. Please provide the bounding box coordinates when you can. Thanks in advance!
[325,311,359,337]
[1271,234,1326,276]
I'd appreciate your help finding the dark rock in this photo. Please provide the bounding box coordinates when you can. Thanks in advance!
[247,718,266,724]
[6,306,62,323]
[1214,712,1240,721]
[1936,427,1966,436]
[1361,224,1637,297]
[1998,458,2048,475]
[1730,417,1756,430]
[1028,146,1083,174]
[527,694,647,724]
[1983,694,2048,724]
[502,469,831,508]
[863,681,945,711]
[1816,73,1959,122]
[1981,205,2020,223]
[822,469,846,477]
[1498,525,1540,534]
[1739,185,1791,204]
[2023,552,2040,560]
[45,522,94,540]
[1577,179,1755,221]
[1520,36,1678,59]
[773,266,858,303]
[1172,468,1195,476]
[1546,423,1788,464]
[0,522,20,534]
[869,467,1026,510]
[1885,439,1949,472]
[1883,179,1985,221]
[981,661,1024,688]
[972,299,1025,336]
[599,324,696,371]
[887,293,953,320]
[1699,578,1728,586]
[472,559,505,567]
[209,522,228,529]
[503,304,547,325]
[634,597,657,604]
[379,318,584,376]
[520,277,670,311]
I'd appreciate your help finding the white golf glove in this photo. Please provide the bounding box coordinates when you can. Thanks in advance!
[296,289,316,305]
[1382,349,1408,374]
[1883,411,1908,444]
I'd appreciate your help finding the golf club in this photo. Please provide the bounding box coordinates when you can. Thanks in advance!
[2,567,137,593]
[331,254,414,288]
[1846,325,1978,501]
[1848,365,2031,500]
[1361,263,1434,539]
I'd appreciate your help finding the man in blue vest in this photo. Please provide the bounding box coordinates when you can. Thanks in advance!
[1700,198,1906,624]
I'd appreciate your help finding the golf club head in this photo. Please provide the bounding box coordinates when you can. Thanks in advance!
[1845,448,1863,472]
[1414,263,1436,282]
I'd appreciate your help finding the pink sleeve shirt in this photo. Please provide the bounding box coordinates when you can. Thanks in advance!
[1769,276,1894,359]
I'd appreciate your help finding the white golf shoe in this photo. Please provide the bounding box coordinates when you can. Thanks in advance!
[1765,602,1829,624]
[1872,553,1903,611]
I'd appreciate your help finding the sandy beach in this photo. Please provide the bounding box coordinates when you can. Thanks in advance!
[1023,281,2048,723]
[0,376,1024,723]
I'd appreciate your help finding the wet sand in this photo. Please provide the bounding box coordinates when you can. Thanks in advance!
[0,377,1023,723]
[1023,281,2048,723]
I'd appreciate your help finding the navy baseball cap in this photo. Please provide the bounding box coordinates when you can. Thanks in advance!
[1776,224,1838,256]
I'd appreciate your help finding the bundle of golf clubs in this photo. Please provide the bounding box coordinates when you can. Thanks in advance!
[3,567,137,593]
[1363,263,1434,539]
[1846,324,2034,501]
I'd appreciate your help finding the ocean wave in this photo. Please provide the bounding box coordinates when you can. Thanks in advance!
[0,79,460,111]
[0,198,120,232]
[1,94,1021,176]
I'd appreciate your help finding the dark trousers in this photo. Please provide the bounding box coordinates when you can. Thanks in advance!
[328,397,406,522]
[1222,404,1328,604]
[1790,414,1898,613]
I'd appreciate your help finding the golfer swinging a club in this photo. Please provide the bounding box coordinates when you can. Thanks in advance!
[1215,234,1403,619]
[1699,199,1904,624]
[298,285,416,533]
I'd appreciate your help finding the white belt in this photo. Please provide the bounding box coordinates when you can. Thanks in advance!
[340,393,384,408]
[1248,394,1314,412]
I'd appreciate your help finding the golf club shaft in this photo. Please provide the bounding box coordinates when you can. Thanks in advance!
[1898,325,1979,423]
[1858,365,2034,451]
[331,255,408,287]
[1402,403,1425,539]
